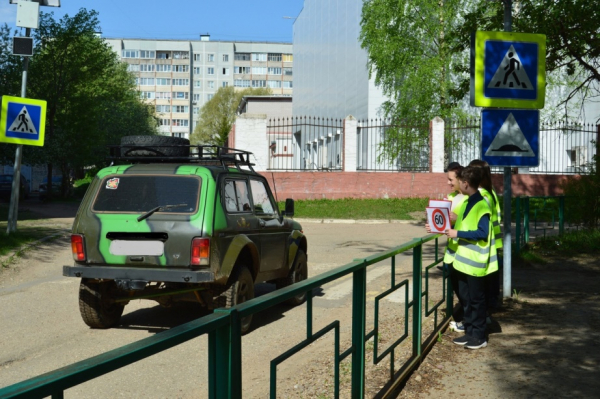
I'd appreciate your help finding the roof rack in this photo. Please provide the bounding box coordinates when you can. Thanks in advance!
[107,144,256,172]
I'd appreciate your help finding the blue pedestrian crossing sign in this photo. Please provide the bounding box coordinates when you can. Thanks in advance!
[471,31,546,109]
[481,109,539,167]
[0,96,47,146]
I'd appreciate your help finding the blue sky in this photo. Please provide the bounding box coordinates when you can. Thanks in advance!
[0,0,304,42]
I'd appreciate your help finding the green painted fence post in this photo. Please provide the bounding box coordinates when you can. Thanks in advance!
[412,242,423,357]
[515,197,521,254]
[524,197,530,244]
[351,265,366,398]
[208,309,242,399]
[559,196,565,235]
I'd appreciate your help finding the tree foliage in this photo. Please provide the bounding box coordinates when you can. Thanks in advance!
[0,10,157,198]
[190,86,271,146]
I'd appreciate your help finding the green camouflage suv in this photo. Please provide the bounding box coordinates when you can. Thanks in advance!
[63,136,307,334]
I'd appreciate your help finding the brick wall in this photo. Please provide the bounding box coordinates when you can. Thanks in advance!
[260,172,574,200]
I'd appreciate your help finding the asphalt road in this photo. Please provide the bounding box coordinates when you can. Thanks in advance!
[0,218,436,398]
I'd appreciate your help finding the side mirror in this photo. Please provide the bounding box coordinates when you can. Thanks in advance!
[284,198,294,217]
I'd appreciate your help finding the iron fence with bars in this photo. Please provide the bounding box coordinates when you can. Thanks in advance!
[267,117,344,171]
[446,119,599,174]
[357,119,430,171]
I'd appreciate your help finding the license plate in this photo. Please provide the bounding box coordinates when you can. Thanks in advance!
[109,240,164,256]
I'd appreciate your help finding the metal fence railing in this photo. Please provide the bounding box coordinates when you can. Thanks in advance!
[446,119,599,174]
[0,234,451,399]
[357,119,430,171]
[267,117,344,171]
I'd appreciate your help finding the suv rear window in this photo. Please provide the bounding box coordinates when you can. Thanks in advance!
[93,175,200,214]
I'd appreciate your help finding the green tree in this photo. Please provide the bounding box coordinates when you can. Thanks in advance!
[191,86,271,146]
[4,9,157,198]
[452,0,600,121]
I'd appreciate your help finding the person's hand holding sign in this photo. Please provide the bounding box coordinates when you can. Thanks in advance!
[445,229,458,238]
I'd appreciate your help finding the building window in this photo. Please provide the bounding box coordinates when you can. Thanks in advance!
[172,78,189,86]
[173,51,189,59]
[157,51,170,59]
[140,64,155,72]
[193,67,201,75]
[156,92,171,99]
[122,49,138,58]
[172,92,189,99]
[156,78,171,86]
[173,105,189,113]
[222,68,229,76]
[234,66,250,74]
[193,93,200,101]
[251,66,267,75]
[268,67,282,75]
[234,79,251,88]
[140,91,155,99]
[194,80,201,88]
[268,53,282,62]
[156,105,171,113]
[173,65,189,73]
[172,119,189,127]
[283,81,293,88]
[159,119,171,126]
[193,53,202,61]
[207,94,214,101]
[140,50,155,59]
[127,64,140,72]
[208,81,215,89]
[207,54,214,62]
[252,53,267,61]
[252,80,266,88]
[207,67,214,75]
[222,54,229,62]
[222,82,228,87]
[138,78,155,86]
[156,64,171,72]
[193,107,199,115]
[283,54,293,62]
[267,80,281,88]
[283,67,293,76]
[234,53,250,61]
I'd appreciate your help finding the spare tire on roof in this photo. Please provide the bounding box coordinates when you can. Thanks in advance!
[120,135,190,158]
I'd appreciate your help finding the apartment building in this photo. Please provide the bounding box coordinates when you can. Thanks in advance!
[105,37,293,139]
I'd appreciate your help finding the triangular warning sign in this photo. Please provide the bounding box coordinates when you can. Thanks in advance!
[485,113,535,157]
[487,45,533,90]
[7,106,38,134]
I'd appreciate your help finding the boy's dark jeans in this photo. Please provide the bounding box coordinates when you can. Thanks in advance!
[456,270,487,340]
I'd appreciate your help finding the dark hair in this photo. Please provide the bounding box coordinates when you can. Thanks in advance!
[458,166,483,189]
[445,162,463,173]
[468,159,496,205]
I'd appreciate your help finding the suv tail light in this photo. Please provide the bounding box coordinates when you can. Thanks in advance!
[191,238,210,266]
[71,234,86,261]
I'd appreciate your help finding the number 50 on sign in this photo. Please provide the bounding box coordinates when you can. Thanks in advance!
[426,207,450,234]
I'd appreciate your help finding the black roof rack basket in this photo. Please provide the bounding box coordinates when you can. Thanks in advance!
[107,144,255,172]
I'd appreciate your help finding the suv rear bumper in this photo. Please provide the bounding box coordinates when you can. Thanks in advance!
[63,265,214,283]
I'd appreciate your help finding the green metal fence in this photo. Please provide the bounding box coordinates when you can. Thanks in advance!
[0,234,451,399]
[515,196,568,253]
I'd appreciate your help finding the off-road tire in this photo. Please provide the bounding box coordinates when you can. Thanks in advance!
[120,135,190,158]
[78,279,125,329]
[276,249,308,306]
[222,266,255,334]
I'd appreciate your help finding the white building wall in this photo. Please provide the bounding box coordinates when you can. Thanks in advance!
[234,114,269,171]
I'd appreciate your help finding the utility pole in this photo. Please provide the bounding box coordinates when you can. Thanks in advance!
[502,0,513,297]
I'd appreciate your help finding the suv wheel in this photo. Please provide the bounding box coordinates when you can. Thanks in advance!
[222,266,255,334]
[78,279,125,328]
[277,249,308,306]
[120,135,190,157]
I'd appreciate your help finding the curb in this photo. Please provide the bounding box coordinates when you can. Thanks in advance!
[0,229,71,267]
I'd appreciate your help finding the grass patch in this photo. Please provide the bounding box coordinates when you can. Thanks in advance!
[517,249,547,264]
[522,228,600,257]
[0,226,64,259]
[278,197,429,220]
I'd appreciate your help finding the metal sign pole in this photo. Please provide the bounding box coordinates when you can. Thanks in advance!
[502,0,512,297]
[6,27,31,234]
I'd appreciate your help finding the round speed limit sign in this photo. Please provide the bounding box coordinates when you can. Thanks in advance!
[432,208,449,232]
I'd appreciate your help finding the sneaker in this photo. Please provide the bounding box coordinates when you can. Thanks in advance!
[465,337,487,350]
[453,335,471,346]
[449,321,465,332]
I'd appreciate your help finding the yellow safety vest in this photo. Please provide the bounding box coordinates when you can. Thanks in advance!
[443,198,498,277]
[479,188,503,250]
